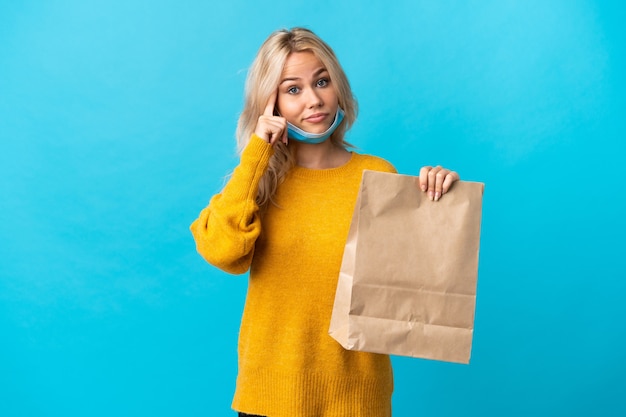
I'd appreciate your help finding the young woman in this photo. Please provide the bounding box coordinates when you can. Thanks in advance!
[191,27,459,417]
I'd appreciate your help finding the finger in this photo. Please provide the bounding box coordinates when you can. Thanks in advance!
[267,117,286,146]
[434,168,449,201]
[427,166,442,201]
[255,116,283,144]
[418,166,432,192]
[264,91,277,116]
[441,171,459,195]
[269,124,282,146]
[255,116,272,142]
[271,116,287,145]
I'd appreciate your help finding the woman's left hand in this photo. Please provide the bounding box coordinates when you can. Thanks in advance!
[417,166,460,201]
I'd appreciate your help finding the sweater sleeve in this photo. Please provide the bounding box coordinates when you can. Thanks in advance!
[190,135,273,274]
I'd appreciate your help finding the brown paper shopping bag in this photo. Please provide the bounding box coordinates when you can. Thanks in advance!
[329,170,484,364]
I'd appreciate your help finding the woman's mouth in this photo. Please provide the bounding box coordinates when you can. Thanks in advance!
[304,113,328,123]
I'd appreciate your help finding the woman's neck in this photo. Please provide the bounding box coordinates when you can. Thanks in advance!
[294,140,351,169]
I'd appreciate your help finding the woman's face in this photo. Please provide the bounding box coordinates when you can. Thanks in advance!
[276,51,339,135]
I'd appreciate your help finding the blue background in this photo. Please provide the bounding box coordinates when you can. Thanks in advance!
[1,1,625,416]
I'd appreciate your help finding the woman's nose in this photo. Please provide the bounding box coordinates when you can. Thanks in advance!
[304,87,323,107]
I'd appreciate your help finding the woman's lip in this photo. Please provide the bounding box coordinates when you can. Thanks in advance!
[304,113,328,123]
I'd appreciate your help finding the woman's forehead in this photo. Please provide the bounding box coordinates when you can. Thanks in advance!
[281,52,327,78]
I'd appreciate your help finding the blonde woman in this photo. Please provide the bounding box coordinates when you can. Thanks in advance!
[191,27,459,417]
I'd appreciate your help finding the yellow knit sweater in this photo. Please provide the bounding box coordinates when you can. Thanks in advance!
[191,135,396,417]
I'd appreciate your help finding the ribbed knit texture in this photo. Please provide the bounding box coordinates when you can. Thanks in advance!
[191,135,397,417]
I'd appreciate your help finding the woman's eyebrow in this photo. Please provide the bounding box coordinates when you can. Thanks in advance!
[280,67,328,85]
[279,76,300,85]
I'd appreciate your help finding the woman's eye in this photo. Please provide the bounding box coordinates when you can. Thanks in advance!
[317,78,329,87]
[287,86,300,94]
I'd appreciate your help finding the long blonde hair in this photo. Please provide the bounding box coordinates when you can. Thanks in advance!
[236,27,357,208]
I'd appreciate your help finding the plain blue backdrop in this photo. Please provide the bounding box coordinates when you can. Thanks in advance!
[1,1,625,416]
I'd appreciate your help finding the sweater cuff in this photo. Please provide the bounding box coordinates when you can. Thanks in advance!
[242,134,274,167]
[224,134,273,203]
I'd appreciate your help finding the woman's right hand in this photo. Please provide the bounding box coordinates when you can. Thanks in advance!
[254,91,288,146]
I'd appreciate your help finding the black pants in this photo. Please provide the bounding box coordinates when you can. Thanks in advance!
[238,413,266,417]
